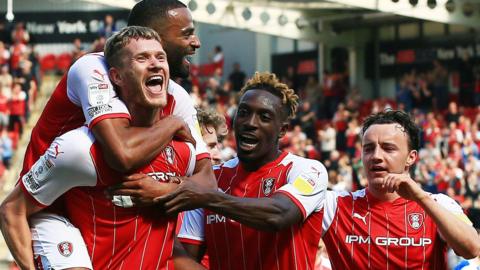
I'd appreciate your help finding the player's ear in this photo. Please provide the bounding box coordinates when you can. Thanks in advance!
[405,149,417,167]
[279,122,289,138]
[108,67,123,87]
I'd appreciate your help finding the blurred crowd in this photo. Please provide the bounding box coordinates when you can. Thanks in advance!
[0,21,41,187]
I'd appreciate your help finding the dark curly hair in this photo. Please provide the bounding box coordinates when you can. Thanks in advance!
[361,110,420,151]
[240,72,299,122]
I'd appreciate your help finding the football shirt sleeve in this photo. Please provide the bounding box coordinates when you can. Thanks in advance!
[276,158,328,219]
[168,80,209,161]
[20,127,98,207]
[431,193,474,226]
[178,208,205,245]
[66,53,130,128]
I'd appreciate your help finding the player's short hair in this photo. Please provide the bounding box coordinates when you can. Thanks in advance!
[127,0,187,28]
[197,108,228,139]
[240,72,299,121]
[361,110,420,151]
[104,26,161,69]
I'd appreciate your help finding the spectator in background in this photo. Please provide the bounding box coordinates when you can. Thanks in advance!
[8,83,25,136]
[210,45,224,64]
[0,84,10,130]
[11,22,29,44]
[14,60,36,117]
[458,53,475,107]
[91,36,106,53]
[304,75,322,116]
[71,38,86,62]
[446,101,461,124]
[318,122,336,161]
[431,60,449,111]
[0,65,12,95]
[0,41,10,66]
[99,14,117,38]
[9,39,26,72]
[0,127,13,169]
[228,62,246,93]
[294,101,316,140]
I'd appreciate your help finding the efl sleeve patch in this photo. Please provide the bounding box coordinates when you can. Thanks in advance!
[292,175,315,195]
[454,213,473,226]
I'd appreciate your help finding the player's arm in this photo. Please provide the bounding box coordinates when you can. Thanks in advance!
[183,190,303,231]
[159,159,328,230]
[92,116,194,173]
[0,187,43,270]
[177,208,207,261]
[173,238,206,270]
[384,173,480,258]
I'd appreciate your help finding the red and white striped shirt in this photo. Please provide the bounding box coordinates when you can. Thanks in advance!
[321,189,472,270]
[179,152,328,270]
[22,126,196,269]
[18,53,208,197]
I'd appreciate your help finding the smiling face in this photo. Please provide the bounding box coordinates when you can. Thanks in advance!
[152,7,200,78]
[110,38,169,110]
[234,89,287,170]
[361,123,417,189]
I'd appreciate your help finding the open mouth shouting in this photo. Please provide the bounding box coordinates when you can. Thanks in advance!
[145,74,165,96]
[238,133,259,152]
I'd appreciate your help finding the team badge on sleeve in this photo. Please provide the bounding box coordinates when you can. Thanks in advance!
[408,213,423,229]
[262,178,275,196]
[57,241,73,257]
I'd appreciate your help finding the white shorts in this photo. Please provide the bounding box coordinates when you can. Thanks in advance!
[29,212,92,270]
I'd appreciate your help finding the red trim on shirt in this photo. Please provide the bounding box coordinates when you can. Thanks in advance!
[178,237,204,246]
[196,152,211,161]
[275,190,307,219]
[88,113,131,129]
[18,181,49,208]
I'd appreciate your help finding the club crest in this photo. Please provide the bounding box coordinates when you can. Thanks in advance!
[408,213,423,230]
[262,178,275,196]
[57,241,73,257]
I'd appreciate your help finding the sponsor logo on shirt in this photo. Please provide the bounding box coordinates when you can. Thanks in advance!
[147,172,177,182]
[87,104,112,118]
[91,69,107,82]
[165,146,175,165]
[206,214,235,225]
[88,83,111,106]
[57,241,73,257]
[345,235,432,246]
[53,144,64,159]
[22,155,55,192]
[353,212,369,225]
[262,177,275,196]
[408,213,424,230]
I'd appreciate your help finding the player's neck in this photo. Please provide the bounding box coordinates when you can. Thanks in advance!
[129,106,160,127]
[367,186,400,202]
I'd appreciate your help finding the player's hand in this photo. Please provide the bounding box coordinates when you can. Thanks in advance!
[154,178,210,214]
[107,173,178,207]
[382,173,428,202]
[170,116,196,147]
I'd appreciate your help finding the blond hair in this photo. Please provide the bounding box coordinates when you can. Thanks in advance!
[240,72,299,121]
